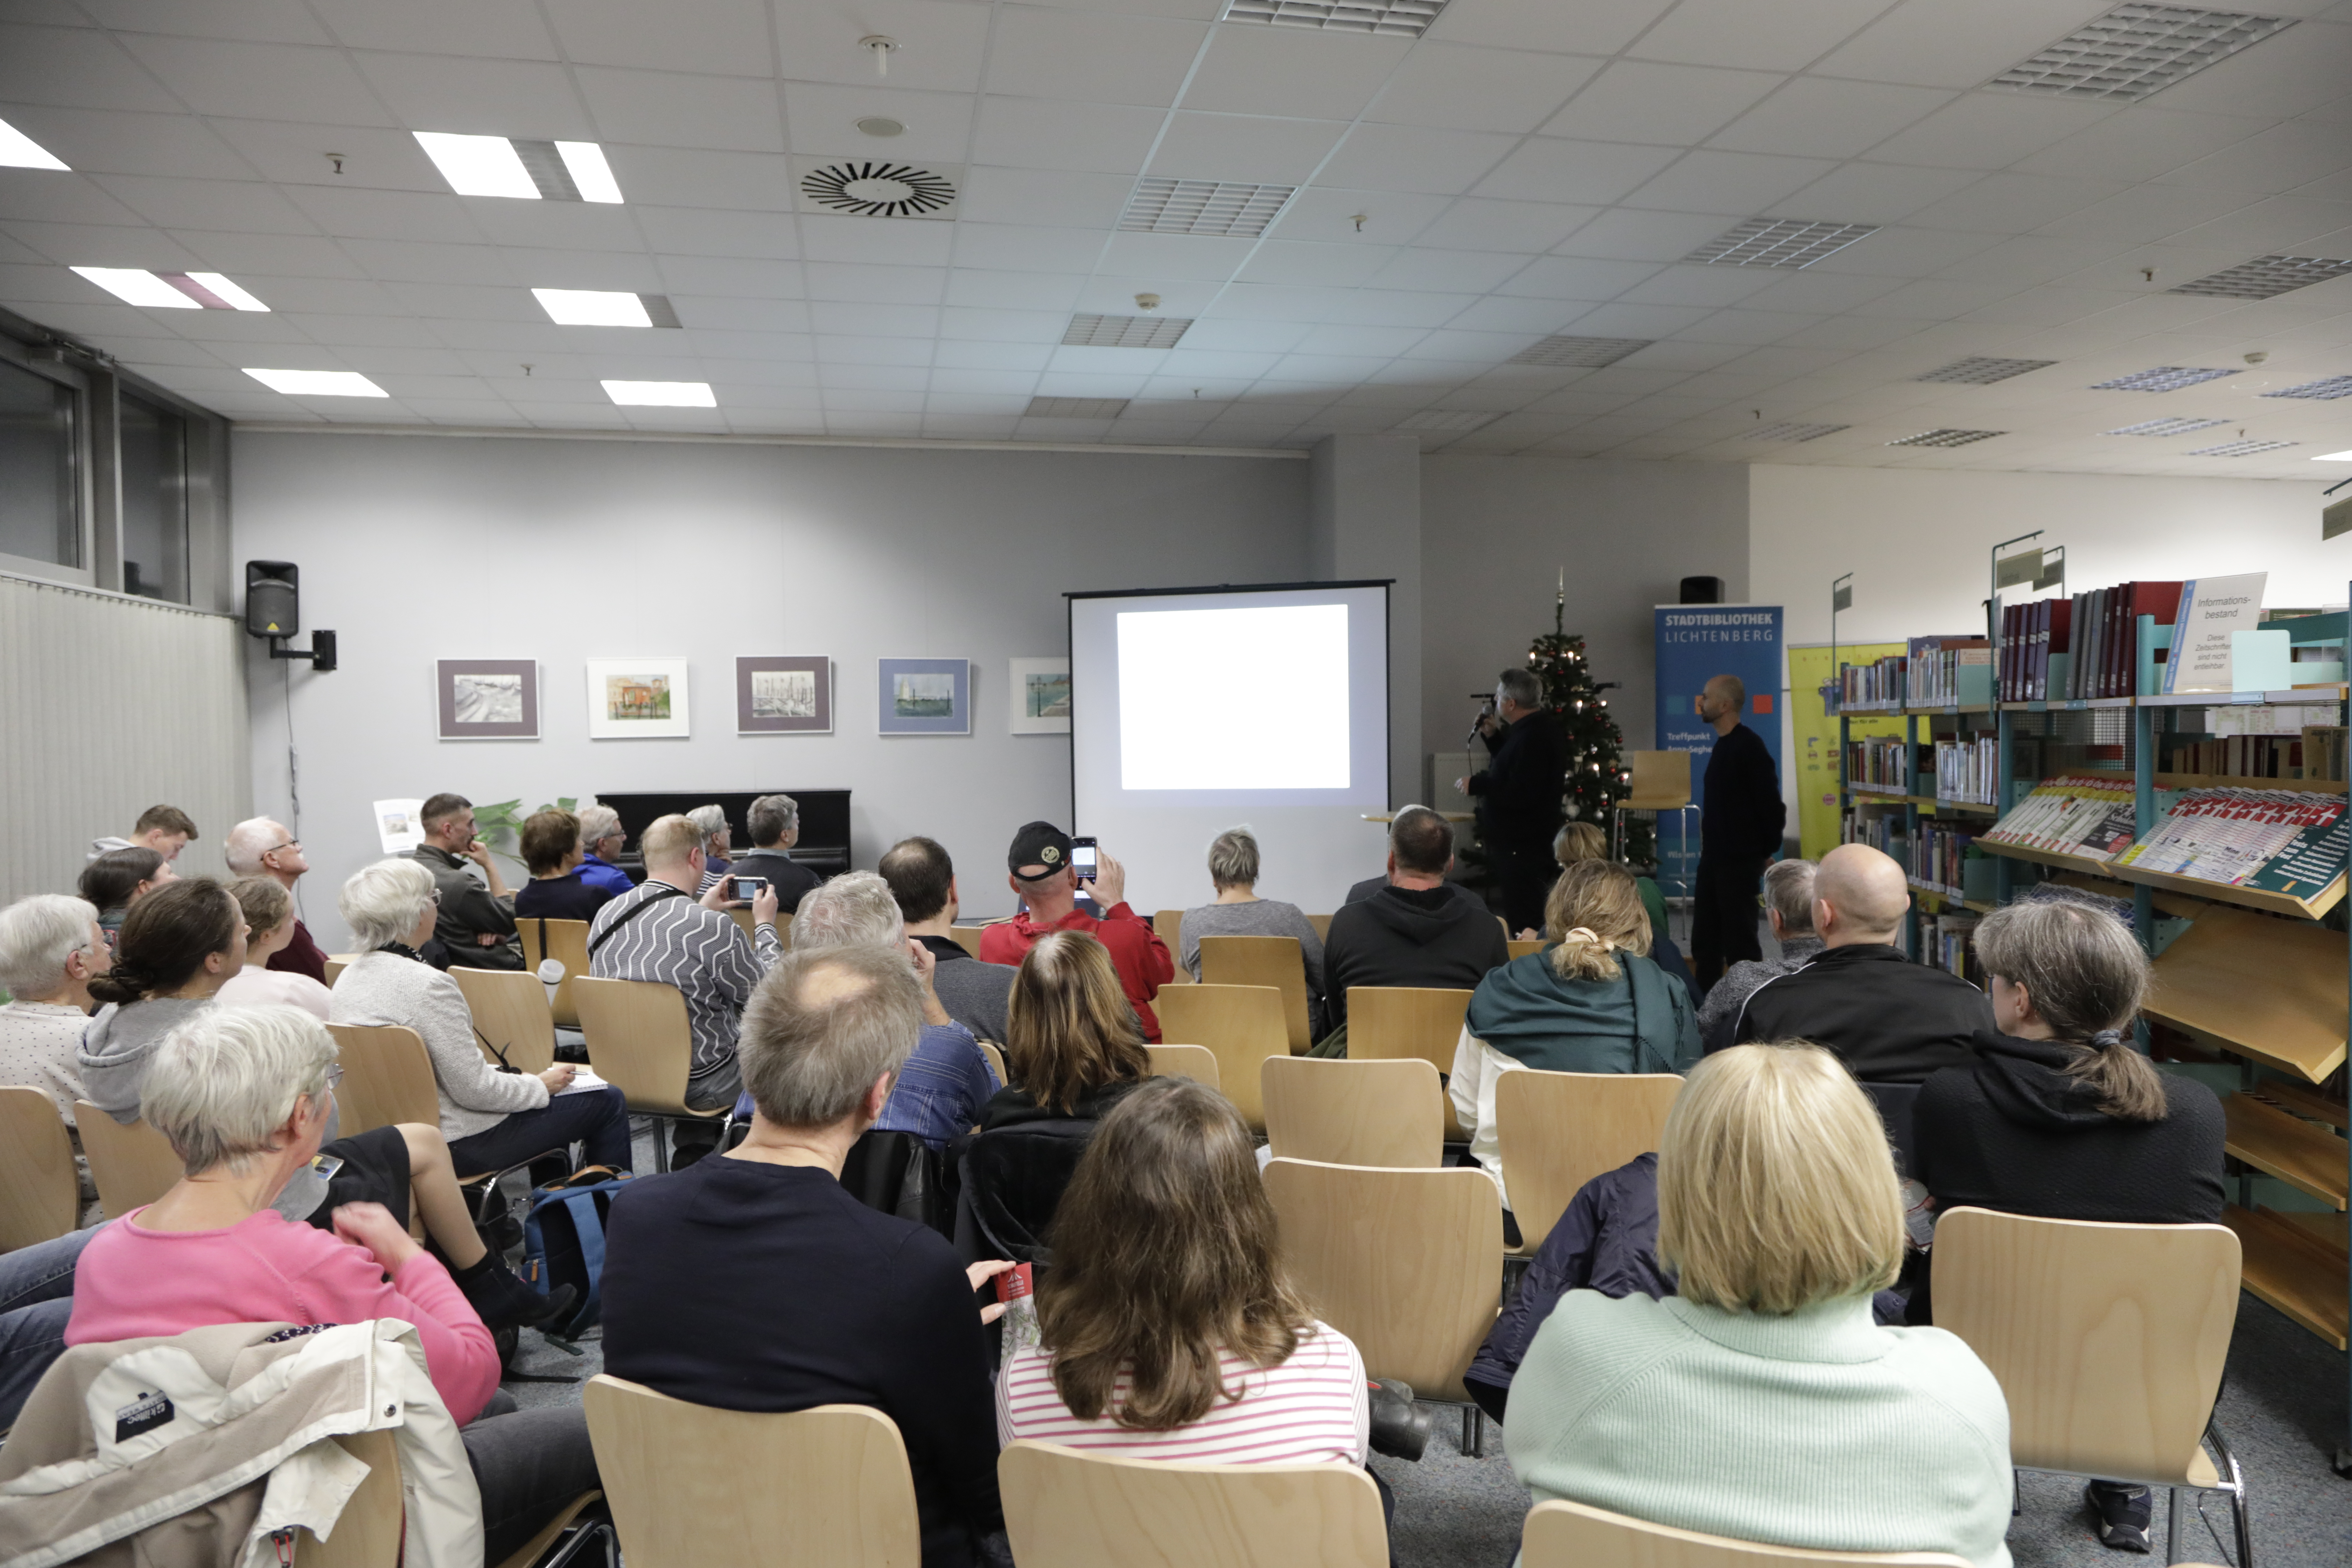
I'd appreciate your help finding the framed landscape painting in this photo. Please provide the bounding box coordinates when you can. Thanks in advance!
[1008,657,1070,734]
[436,659,539,740]
[586,656,691,740]
[878,657,970,735]
[737,656,832,734]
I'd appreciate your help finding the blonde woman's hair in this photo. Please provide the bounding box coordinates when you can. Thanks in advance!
[1552,821,1605,867]
[1544,859,1651,981]
[1657,1043,1904,1315]
[1206,828,1260,890]
[226,876,292,941]
[1007,931,1150,1114]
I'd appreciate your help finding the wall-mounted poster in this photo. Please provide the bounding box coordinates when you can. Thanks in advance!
[1009,657,1070,734]
[737,656,832,734]
[374,798,426,854]
[878,657,970,735]
[586,656,691,740]
[436,659,539,740]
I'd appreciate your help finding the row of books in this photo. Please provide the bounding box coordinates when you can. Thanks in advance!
[1910,637,1991,707]
[1979,775,2140,860]
[2163,734,2330,781]
[2112,788,2347,894]
[1843,736,1914,792]
[1906,821,1980,895]
[1918,910,1983,983]
[1838,654,1909,711]
[1933,736,1999,805]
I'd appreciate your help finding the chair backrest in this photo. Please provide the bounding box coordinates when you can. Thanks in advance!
[1152,985,1288,1132]
[1262,1158,1501,1401]
[999,1440,1387,1568]
[1344,987,1475,1138]
[323,954,359,990]
[1262,1057,1442,1169]
[1521,1498,1972,1568]
[1306,912,1332,943]
[0,1089,78,1251]
[324,1022,442,1135]
[449,966,557,1075]
[1146,1042,1220,1090]
[571,978,699,1115]
[1153,909,1186,981]
[1506,938,1545,960]
[1625,750,1693,808]
[75,1102,183,1220]
[1198,936,1311,1053]
[518,917,594,1028]
[584,1374,923,1568]
[1929,1207,2240,1487]
[1495,1069,1684,1252]
[946,926,989,958]
[296,1429,405,1568]
[978,1040,1008,1088]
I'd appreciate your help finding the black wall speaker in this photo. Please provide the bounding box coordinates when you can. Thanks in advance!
[246,560,299,637]
[1678,575,1724,605]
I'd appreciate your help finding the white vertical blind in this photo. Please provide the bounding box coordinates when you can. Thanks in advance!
[0,572,250,904]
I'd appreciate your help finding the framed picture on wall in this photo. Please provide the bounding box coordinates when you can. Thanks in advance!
[586,656,691,740]
[737,656,832,734]
[436,659,539,740]
[878,657,970,735]
[1008,657,1070,734]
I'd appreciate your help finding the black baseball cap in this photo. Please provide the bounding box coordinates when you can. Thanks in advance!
[1008,820,1073,880]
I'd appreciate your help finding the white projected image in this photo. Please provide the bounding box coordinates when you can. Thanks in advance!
[1118,604,1349,790]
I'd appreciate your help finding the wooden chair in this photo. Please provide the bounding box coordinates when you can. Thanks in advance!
[1615,749,1695,864]
[450,966,558,1074]
[0,1089,78,1251]
[726,907,790,949]
[325,1022,442,1136]
[1198,936,1312,1054]
[999,1440,1386,1568]
[1930,1208,2251,1567]
[323,953,362,989]
[1262,1057,1442,1169]
[75,1102,181,1219]
[978,1041,1008,1087]
[1306,912,1332,943]
[1153,909,1187,982]
[1153,985,1288,1133]
[946,926,990,958]
[1345,986,1475,1138]
[1146,1042,1220,1090]
[1263,1158,1503,1452]
[299,1428,609,1568]
[1506,937,1545,960]
[1521,1498,1972,1568]
[518,918,593,1029]
[584,1374,921,1567]
[1495,1069,1685,1253]
[572,977,729,1172]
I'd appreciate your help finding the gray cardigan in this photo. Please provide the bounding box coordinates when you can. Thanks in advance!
[328,951,546,1141]
[1179,897,1325,998]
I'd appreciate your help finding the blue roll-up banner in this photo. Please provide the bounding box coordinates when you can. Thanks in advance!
[1653,604,1785,896]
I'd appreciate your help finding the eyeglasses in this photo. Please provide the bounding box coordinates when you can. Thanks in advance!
[266,839,300,854]
[322,1064,345,1090]
[428,889,442,905]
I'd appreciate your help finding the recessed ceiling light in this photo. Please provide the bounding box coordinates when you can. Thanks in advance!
[554,142,623,203]
[244,368,387,397]
[2169,254,2352,300]
[2311,449,2352,461]
[1740,422,1849,442]
[603,380,715,407]
[1506,335,1652,369]
[1684,219,1877,269]
[180,272,270,311]
[2261,374,2352,401]
[2091,365,2239,392]
[0,116,68,170]
[1988,5,2294,102]
[72,267,200,308]
[1395,410,1497,432]
[414,132,539,198]
[2188,438,2296,456]
[1916,357,2056,385]
[532,289,680,328]
[1026,396,1129,418]
[856,117,905,138]
[1890,428,2005,447]
[1120,179,1296,238]
[1221,0,1448,40]
[2106,417,2226,436]
[1064,313,1192,349]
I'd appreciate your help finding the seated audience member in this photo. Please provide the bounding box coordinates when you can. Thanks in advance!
[980,822,1172,1043]
[784,872,998,1152]
[574,804,634,896]
[1553,821,1700,1006]
[1179,828,1324,1024]
[86,804,195,864]
[223,816,329,982]
[1911,897,2223,1553]
[716,793,825,915]
[214,877,333,1018]
[880,835,1016,1042]
[1321,806,1508,1038]
[66,1006,600,1565]
[79,878,563,1328]
[1452,861,1700,1220]
[589,813,782,1164]
[77,847,173,944]
[1732,843,1993,1081]
[411,792,523,970]
[0,894,104,1124]
[1508,1043,2012,1568]
[962,931,1150,1260]
[997,1077,1374,1484]
[332,858,631,1176]
[601,946,1013,1568]
[1699,858,1821,1054]
[687,803,734,891]
[512,807,615,923]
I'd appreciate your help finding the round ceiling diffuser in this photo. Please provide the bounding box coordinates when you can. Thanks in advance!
[800,161,955,218]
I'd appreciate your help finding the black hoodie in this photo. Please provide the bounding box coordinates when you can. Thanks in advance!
[1322,884,1511,1030]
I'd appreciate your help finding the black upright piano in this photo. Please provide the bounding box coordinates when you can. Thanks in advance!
[595,789,851,881]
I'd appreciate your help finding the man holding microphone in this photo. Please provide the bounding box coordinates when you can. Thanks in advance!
[1691,673,1785,990]
[1456,668,1567,936]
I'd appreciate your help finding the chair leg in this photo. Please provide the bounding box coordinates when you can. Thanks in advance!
[2206,1419,2252,1568]
[2167,1486,2183,1564]
[649,1115,671,1175]
[1461,1405,1483,1457]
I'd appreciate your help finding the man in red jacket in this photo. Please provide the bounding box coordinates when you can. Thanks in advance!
[978,821,1172,1041]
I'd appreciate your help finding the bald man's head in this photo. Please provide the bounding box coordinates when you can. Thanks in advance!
[1704,674,1745,708]
[1813,844,1910,946]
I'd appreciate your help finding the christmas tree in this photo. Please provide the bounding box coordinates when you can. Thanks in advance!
[1524,580,1652,869]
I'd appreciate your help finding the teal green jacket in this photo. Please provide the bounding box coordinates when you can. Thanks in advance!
[1464,951,1700,1076]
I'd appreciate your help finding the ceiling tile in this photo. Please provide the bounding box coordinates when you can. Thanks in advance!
[79,0,333,44]
[1809,0,2108,88]
[354,52,594,138]
[542,0,770,76]
[283,184,494,244]
[772,0,992,92]
[1494,254,1661,298]
[467,204,647,252]
[597,146,790,210]
[1617,265,1783,307]
[1672,306,1831,344]
[1442,294,1598,332]
[1182,26,1409,120]
[986,6,1207,107]
[208,120,447,190]
[943,267,1086,309]
[2035,183,2259,246]
[1324,288,1481,326]
[0,172,149,229]
[933,339,1052,370]
[1268,187,1450,244]
[1314,123,1517,195]
[1472,139,1682,205]
[2159,120,2352,195]
[1731,268,1908,310]
[810,300,939,336]
[309,0,556,56]
[0,25,184,112]
[1419,197,1596,253]
[799,214,957,265]
[1540,61,1783,146]
[573,66,785,152]
[672,295,810,333]
[654,254,801,295]
[1707,78,1953,161]
[1863,94,2118,172]
[630,204,803,258]
[1902,172,2131,234]
[1097,229,1256,279]
[1620,150,1838,214]
[2146,18,2352,120]
[1848,276,2025,319]
[1230,238,1392,286]
[782,84,974,162]
[1146,113,1348,185]
[1553,207,1738,262]
[1560,300,1714,337]
[969,97,1163,175]
[4,108,251,180]
[1766,160,1981,225]
[950,222,1108,271]
[116,35,396,124]
[1367,44,1599,135]
[1363,247,1529,291]
[87,173,318,233]
[1802,224,2005,276]
[2161,194,2352,254]
[169,229,364,276]
[2013,107,2273,185]
[1628,0,1899,73]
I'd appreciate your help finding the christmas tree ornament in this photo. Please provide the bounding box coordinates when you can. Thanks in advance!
[1522,573,1650,867]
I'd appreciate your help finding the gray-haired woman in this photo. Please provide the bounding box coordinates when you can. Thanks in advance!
[1178,829,1324,1023]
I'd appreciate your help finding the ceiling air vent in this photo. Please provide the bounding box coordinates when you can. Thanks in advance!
[794,159,960,219]
[1063,314,1192,349]
[1684,219,1877,269]
[2188,439,2297,456]
[1740,422,1849,442]
[2261,374,2352,401]
[1506,335,1651,369]
[1987,5,2293,101]
[1916,357,2056,385]
[1121,179,1295,238]
[1221,0,1448,39]
[1395,410,1497,432]
[2169,254,2352,300]
[2107,417,2227,436]
[1024,397,1129,418]
[2092,365,2238,392]
[1889,428,2005,448]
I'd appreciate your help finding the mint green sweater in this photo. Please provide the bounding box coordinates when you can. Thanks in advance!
[1507,1291,2013,1568]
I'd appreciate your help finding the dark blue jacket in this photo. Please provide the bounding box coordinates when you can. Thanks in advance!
[1466,1154,1671,1399]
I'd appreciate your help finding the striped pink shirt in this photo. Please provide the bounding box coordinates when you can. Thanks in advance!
[995,1320,1370,1466]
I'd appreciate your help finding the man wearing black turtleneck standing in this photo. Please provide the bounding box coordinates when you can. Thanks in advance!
[1691,673,1785,990]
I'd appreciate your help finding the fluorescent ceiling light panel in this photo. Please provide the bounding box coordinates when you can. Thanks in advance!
[2187,439,2296,456]
[1221,0,1448,38]
[0,116,68,170]
[2262,374,2352,401]
[1506,335,1652,369]
[1740,422,1849,442]
[244,368,388,397]
[556,141,623,203]
[414,132,540,198]
[603,379,715,407]
[533,289,679,328]
[2170,254,2352,300]
[1120,179,1295,238]
[2091,365,2239,392]
[72,267,200,308]
[1889,428,2005,448]
[1916,357,2056,385]
[1988,5,2294,101]
[1395,410,1497,432]
[1064,313,1192,349]
[2312,449,2352,461]
[1025,397,1129,418]
[1684,219,1877,269]
[2106,417,2226,436]
[180,272,270,311]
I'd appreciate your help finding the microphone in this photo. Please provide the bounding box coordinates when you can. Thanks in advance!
[537,958,565,1007]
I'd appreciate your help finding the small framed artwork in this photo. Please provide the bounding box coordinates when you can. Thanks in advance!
[436,659,539,740]
[586,656,691,740]
[1009,657,1070,735]
[737,656,832,734]
[878,657,971,735]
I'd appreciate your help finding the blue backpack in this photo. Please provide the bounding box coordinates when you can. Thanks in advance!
[520,1168,632,1341]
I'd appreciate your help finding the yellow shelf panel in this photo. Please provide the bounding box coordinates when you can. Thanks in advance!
[2224,1205,2349,1351]
[2145,906,2348,1084]
[2224,1093,2348,1210]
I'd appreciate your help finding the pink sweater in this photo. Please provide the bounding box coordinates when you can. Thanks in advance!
[67,1208,500,1425]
